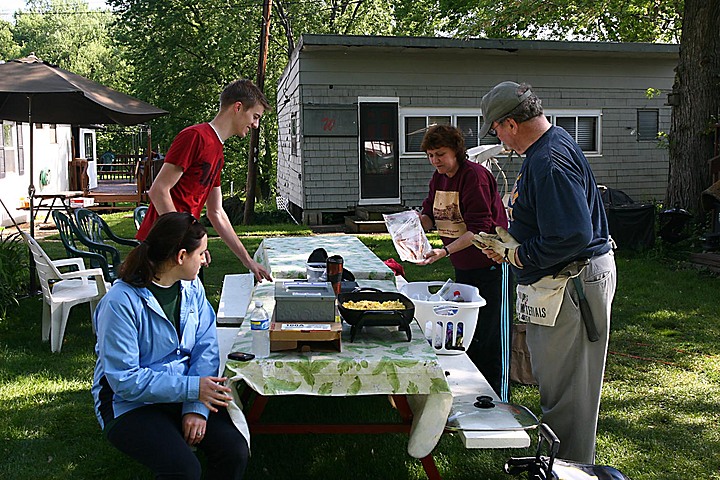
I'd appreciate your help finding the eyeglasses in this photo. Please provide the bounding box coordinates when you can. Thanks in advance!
[487,118,508,137]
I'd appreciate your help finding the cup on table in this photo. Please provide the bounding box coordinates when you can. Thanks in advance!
[306,262,326,282]
[326,255,344,295]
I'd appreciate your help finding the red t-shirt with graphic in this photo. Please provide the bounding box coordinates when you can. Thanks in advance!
[136,123,223,241]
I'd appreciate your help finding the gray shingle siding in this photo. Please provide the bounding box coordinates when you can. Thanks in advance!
[277,35,677,222]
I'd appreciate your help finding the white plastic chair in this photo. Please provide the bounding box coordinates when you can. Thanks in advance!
[21,232,109,353]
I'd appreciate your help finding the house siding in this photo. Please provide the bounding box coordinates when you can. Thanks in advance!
[0,123,72,227]
[276,36,677,223]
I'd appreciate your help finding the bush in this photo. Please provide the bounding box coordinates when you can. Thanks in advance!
[0,232,28,315]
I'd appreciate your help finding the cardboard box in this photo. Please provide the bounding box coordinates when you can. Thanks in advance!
[269,321,342,353]
[70,197,95,208]
[274,280,336,322]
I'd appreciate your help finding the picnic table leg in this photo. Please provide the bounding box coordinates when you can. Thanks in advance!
[392,395,443,479]
[420,454,442,480]
[62,198,75,217]
[43,197,62,223]
[246,393,269,424]
[391,394,414,422]
[42,197,58,223]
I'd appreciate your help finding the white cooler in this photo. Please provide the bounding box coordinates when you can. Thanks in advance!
[401,281,486,355]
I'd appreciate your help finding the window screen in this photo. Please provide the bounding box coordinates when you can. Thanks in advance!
[556,117,576,137]
[555,116,598,152]
[428,115,451,127]
[577,117,597,151]
[405,117,426,152]
[637,110,659,141]
[478,116,502,146]
[457,116,479,148]
[290,112,298,156]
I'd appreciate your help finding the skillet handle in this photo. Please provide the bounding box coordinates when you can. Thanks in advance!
[351,287,383,293]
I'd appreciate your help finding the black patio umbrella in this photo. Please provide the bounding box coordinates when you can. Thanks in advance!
[0,54,167,236]
[0,54,167,290]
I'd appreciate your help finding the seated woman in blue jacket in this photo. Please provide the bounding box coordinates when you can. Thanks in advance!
[91,211,248,480]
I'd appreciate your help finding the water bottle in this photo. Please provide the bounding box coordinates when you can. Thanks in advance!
[250,300,270,358]
[450,290,465,302]
[424,321,434,345]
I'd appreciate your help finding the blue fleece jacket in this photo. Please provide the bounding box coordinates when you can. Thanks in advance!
[91,278,219,430]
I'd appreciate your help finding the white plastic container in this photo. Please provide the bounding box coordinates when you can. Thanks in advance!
[400,281,486,355]
[305,262,326,282]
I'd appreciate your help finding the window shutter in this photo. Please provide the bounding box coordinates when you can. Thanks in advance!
[0,126,5,179]
[17,124,24,175]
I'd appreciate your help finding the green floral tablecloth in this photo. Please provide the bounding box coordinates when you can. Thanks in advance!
[225,281,449,397]
[224,279,452,458]
[253,235,395,280]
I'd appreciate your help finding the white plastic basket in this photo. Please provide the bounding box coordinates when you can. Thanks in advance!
[400,281,486,355]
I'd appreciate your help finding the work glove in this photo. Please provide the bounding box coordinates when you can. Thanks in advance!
[474,226,523,268]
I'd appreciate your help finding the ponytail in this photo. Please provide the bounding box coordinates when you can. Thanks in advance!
[119,212,207,287]
[120,242,155,287]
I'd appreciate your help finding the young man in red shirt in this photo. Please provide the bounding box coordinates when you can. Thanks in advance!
[137,79,272,281]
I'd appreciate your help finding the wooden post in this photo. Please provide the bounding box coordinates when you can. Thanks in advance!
[243,0,272,225]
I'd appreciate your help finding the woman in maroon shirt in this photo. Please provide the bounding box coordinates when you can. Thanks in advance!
[418,124,508,396]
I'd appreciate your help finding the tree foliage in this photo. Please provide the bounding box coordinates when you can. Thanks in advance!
[11,0,126,89]
[439,0,683,42]
[105,0,447,199]
[273,0,446,58]
[2,0,717,219]
[106,0,267,194]
[0,20,22,60]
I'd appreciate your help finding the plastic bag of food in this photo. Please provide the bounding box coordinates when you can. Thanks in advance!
[383,210,432,263]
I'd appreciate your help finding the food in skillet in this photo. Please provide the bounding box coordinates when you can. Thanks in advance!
[341,300,406,310]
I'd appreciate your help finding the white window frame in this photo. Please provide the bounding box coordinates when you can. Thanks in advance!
[545,109,603,155]
[400,107,603,156]
[400,107,496,155]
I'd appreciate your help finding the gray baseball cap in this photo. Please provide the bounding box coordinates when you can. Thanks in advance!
[479,81,533,138]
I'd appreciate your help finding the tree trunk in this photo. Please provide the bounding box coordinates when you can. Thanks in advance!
[667,0,720,216]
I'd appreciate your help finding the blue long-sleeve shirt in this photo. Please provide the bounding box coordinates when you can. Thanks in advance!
[508,126,610,285]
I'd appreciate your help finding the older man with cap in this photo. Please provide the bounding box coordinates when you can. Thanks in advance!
[474,81,616,464]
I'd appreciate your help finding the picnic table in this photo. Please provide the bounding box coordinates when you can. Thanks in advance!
[252,235,395,280]
[17,191,84,223]
[223,278,452,479]
[220,235,532,479]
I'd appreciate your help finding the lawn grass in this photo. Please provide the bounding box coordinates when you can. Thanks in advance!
[1,216,720,479]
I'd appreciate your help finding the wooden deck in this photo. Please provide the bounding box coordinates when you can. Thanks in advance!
[88,179,147,211]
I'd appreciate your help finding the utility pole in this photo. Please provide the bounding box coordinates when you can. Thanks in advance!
[243,0,272,225]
